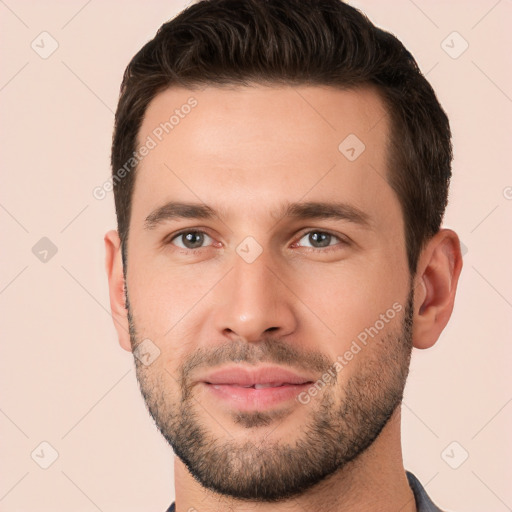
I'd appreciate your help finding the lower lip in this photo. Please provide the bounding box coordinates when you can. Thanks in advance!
[203,383,312,410]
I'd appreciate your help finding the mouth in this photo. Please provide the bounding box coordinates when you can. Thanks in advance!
[202,381,314,411]
[206,381,310,389]
[197,365,316,411]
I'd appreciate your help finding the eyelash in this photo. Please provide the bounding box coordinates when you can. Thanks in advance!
[166,228,349,254]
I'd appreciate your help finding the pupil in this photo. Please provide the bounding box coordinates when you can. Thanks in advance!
[184,232,203,248]
[310,232,330,247]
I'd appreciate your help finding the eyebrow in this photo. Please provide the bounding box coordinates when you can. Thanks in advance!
[143,200,373,230]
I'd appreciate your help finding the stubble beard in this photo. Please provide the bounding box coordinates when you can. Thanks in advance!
[128,287,414,502]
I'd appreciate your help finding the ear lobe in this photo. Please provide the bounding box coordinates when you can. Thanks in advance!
[412,229,463,350]
[104,230,132,352]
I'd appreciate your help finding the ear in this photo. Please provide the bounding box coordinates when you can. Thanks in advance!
[412,228,463,349]
[104,230,132,352]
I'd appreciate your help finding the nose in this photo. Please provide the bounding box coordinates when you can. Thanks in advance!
[212,250,298,343]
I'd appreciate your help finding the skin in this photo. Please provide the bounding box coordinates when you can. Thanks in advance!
[105,85,463,512]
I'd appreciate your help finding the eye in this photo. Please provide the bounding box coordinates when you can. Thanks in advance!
[295,230,347,250]
[170,230,214,250]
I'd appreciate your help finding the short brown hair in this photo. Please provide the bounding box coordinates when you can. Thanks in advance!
[111,0,452,276]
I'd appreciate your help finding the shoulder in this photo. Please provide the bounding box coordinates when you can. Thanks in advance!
[406,471,447,512]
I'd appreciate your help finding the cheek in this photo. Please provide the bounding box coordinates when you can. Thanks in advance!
[128,248,200,313]
[126,257,219,364]
[292,259,405,351]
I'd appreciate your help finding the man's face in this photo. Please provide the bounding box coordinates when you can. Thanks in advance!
[125,85,414,500]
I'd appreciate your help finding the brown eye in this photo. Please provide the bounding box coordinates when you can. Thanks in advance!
[171,231,213,250]
[297,231,344,249]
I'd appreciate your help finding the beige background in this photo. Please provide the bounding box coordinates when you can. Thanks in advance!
[1,0,511,510]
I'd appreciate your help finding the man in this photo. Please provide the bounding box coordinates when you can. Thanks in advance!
[104,0,463,510]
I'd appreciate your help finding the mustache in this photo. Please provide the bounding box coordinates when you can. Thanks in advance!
[180,337,333,380]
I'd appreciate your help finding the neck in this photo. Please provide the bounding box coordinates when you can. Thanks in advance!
[173,405,416,512]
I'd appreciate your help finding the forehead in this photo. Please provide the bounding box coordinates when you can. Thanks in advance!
[131,84,398,231]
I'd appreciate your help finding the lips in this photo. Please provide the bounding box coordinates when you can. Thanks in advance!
[200,366,314,388]
[211,382,304,390]
[200,366,315,411]
[229,383,289,389]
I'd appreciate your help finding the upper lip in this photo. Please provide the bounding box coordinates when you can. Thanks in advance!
[200,366,315,387]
